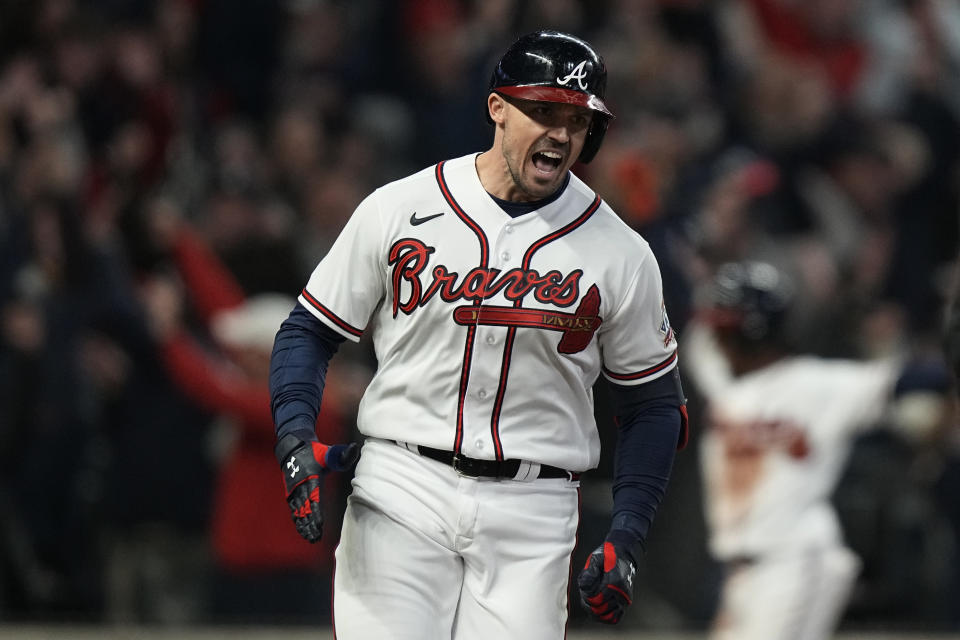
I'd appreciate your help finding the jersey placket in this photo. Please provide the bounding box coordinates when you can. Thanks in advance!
[458,219,520,461]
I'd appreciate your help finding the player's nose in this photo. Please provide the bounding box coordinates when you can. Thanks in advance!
[546,122,571,143]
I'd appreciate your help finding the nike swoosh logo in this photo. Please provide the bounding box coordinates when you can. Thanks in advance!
[410,211,444,226]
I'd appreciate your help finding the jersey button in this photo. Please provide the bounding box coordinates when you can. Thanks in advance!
[500,251,510,261]
[505,225,514,234]
[474,439,484,450]
[486,335,496,345]
[478,389,487,399]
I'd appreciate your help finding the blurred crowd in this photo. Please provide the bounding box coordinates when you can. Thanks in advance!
[0,0,959,632]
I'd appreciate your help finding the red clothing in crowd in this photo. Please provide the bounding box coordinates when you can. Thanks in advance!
[160,228,346,571]
[746,0,867,98]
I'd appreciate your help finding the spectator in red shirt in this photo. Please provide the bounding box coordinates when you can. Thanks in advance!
[142,213,349,624]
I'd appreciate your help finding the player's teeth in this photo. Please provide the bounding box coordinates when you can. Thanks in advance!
[533,151,562,170]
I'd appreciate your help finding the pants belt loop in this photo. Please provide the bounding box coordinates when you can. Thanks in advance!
[512,461,539,482]
[396,440,418,454]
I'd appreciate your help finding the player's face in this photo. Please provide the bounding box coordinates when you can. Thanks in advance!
[497,96,592,200]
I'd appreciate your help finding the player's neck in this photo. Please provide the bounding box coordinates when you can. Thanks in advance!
[476,150,519,201]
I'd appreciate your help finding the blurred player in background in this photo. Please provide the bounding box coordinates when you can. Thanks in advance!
[684,260,949,640]
[268,30,688,638]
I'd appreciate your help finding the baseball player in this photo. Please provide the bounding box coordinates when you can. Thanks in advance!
[685,261,909,640]
[269,31,688,639]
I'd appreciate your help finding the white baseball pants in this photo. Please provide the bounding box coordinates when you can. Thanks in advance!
[332,438,581,640]
[711,545,861,640]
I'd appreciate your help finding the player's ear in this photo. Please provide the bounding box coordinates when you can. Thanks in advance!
[488,92,508,125]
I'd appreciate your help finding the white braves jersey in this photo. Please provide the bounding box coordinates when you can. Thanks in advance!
[299,153,678,472]
[685,325,898,558]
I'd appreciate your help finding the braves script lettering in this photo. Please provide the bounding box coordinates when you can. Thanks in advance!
[388,239,582,315]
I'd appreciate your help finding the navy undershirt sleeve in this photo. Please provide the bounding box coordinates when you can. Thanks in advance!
[605,370,683,554]
[269,302,347,443]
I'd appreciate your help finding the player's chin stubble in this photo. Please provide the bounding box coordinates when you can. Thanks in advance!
[503,147,560,202]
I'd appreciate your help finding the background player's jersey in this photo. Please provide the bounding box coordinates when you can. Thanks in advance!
[299,153,678,472]
[685,327,899,558]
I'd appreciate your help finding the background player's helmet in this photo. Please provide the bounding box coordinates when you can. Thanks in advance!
[701,261,796,347]
[488,30,613,163]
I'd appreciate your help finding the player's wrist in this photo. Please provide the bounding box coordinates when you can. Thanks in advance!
[274,430,319,465]
[276,436,328,498]
[276,416,319,442]
[604,528,642,564]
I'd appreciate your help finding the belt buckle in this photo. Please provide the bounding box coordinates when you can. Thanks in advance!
[451,454,477,477]
[452,454,492,477]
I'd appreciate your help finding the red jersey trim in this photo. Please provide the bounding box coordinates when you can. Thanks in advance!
[300,288,364,338]
[603,350,678,382]
[435,160,490,454]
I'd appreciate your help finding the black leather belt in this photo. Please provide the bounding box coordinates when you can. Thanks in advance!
[416,445,578,480]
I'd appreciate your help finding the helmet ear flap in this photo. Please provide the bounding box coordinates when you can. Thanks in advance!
[578,115,610,164]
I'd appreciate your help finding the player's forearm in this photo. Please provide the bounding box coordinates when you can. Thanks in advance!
[269,303,345,441]
[610,401,680,549]
[607,375,683,550]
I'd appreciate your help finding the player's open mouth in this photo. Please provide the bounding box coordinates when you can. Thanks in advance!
[532,150,563,175]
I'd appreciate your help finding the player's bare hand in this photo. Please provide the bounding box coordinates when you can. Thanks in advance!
[577,539,637,624]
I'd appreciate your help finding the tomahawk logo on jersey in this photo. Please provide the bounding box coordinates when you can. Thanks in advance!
[298,153,677,473]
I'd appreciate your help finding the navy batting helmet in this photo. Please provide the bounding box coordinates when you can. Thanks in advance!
[702,261,795,345]
[488,30,613,163]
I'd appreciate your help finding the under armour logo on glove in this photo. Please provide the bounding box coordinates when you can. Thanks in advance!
[287,457,300,478]
[577,541,637,624]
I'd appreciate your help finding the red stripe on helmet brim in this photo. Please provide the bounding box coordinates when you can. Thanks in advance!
[495,85,613,118]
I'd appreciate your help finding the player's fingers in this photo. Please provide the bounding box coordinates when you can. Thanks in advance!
[581,587,610,615]
[288,484,309,511]
[290,500,309,523]
[305,522,323,543]
[327,442,360,472]
[578,583,600,600]
[577,556,603,593]
[587,598,612,614]
[591,582,631,605]
[294,514,323,543]
[595,606,623,624]
[294,518,309,537]
[588,595,624,622]
[579,594,591,612]
[606,583,631,605]
[307,507,324,539]
[292,498,315,519]
[585,601,622,625]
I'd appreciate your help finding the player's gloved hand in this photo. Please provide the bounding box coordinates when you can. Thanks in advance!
[577,531,639,624]
[274,433,360,543]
